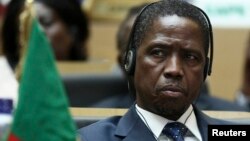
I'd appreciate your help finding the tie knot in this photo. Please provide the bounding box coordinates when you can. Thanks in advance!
[162,122,188,141]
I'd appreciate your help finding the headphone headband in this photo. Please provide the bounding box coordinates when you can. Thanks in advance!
[124,1,213,80]
[195,6,213,76]
[124,2,157,74]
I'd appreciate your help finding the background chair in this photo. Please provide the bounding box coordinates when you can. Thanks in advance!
[62,73,134,108]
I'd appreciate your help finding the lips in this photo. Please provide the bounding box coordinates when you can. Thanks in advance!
[157,85,185,97]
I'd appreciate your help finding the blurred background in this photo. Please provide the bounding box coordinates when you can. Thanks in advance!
[1,0,249,103]
[73,0,250,102]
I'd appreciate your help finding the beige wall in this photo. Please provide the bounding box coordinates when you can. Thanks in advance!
[208,28,249,101]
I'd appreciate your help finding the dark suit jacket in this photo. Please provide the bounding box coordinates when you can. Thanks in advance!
[78,105,237,141]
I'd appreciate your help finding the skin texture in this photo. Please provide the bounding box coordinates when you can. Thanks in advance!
[134,15,206,120]
[34,2,74,60]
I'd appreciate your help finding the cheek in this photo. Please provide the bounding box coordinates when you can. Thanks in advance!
[134,56,161,94]
[185,66,204,97]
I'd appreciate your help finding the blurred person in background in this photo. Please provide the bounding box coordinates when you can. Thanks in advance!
[1,0,24,68]
[1,0,90,70]
[0,2,6,54]
[0,1,19,138]
[34,0,90,61]
[115,3,148,76]
[115,2,247,111]
[235,32,250,111]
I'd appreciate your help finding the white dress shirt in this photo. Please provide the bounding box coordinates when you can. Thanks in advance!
[135,104,202,141]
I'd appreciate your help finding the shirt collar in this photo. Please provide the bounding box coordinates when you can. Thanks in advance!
[135,104,202,140]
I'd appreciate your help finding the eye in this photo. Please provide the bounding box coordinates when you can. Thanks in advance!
[186,54,197,60]
[150,48,165,58]
[184,52,201,65]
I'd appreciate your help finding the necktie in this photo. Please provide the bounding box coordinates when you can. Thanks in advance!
[162,122,188,141]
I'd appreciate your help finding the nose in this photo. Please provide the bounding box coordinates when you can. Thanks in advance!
[163,55,184,79]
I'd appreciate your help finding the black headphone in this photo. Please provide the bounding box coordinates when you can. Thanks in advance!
[124,1,213,81]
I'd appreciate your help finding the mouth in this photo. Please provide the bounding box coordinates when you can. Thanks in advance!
[157,85,185,97]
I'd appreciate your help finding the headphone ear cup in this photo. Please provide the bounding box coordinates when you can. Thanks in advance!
[203,57,210,81]
[124,48,136,75]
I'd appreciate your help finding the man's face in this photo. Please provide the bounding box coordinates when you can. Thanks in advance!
[134,15,206,120]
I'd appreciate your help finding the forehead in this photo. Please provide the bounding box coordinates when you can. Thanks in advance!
[151,15,201,38]
[140,15,204,53]
[142,15,203,45]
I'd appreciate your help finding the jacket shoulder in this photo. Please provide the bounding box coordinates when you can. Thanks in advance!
[78,116,122,141]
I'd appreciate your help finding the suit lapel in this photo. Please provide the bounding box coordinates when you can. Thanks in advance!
[193,105,217,141]
[115,105,157,141]
[115,105,220,141]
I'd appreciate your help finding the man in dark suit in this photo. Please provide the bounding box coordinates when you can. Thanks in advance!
[78,0,245,140]
[114,1,247,111]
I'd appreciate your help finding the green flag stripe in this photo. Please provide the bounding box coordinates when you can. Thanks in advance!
[10,19,76,141]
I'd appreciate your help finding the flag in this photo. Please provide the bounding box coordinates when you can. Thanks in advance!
[7,19,76,141]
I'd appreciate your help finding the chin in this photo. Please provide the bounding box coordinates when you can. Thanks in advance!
[153,97,188,119]
[155,105,186,120]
